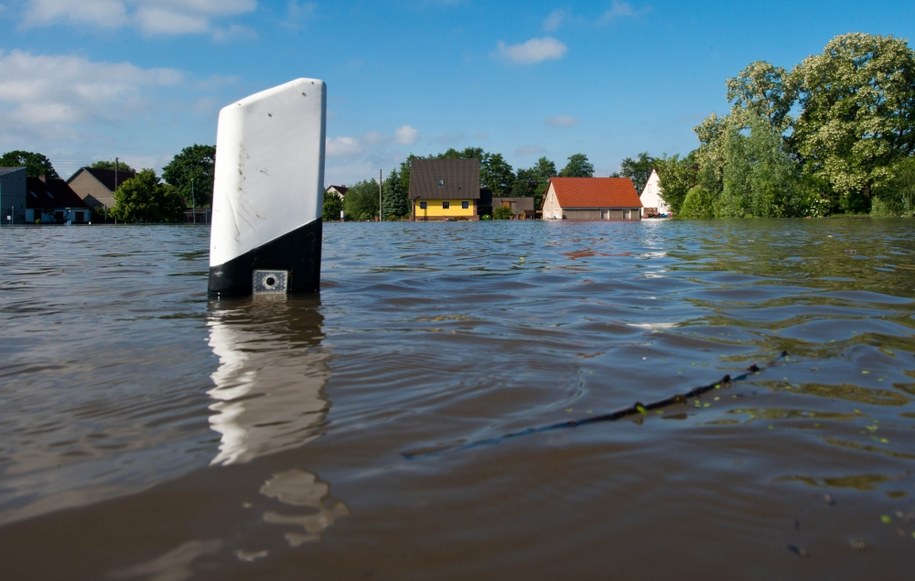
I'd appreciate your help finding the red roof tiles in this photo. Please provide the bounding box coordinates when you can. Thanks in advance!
[549,177,642,208]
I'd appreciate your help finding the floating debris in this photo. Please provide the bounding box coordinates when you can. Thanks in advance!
[403,352,788,459]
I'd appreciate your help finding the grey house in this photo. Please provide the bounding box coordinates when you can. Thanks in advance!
[0,167,27,225]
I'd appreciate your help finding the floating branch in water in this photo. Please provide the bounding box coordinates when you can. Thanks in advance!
[402,351,789,459]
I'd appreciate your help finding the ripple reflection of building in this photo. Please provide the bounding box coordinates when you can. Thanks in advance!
[207,298,348,547]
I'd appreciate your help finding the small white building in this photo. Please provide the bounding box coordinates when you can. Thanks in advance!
[640,169,670,218]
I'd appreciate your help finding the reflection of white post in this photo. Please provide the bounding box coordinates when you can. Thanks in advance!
[207,315,328,465]
[208,78,326,298]
[206,304,347,546]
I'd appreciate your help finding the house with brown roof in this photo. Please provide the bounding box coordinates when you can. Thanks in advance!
[67,166,135,215]
[541,177,642,221]
[26,176,91,224]
[410,158,480,221]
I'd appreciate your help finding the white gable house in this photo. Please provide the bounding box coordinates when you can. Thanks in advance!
[640,169,670,218]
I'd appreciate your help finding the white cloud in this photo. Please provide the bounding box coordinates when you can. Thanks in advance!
[135,5,209,35]
[546,115,578,127]
[599,0,640,23]
[23,0,128,28]
[325,136,363,158]
[542,2,647,30]
[0,50,181,126]
[543,9,566,32]
[283,1,317,30]
[493,37,567,65]
[20,0,257,37]
[394,125,419,146]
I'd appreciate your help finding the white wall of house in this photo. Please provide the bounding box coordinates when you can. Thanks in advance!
[640,169,669,216]
[541,184,563,220]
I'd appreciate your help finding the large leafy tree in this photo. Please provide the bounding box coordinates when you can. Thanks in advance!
[343,179,380,221]
[111,169,185,223]
[0,150,59,179]
[559,153,594,177]
[790,33,915,213]
[619,152,657,193]
[161,144,216,208]
[480,152,515,196]
[718,112,804,217]
[726,61,795,131]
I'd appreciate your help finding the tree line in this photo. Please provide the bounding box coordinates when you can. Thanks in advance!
[657,32,915,218]
[5,33,912,223]
[335,34,915,221]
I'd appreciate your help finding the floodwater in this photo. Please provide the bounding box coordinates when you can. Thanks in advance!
[1,218,914,580]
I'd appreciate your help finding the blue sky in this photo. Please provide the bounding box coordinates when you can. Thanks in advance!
[1,0,913,187]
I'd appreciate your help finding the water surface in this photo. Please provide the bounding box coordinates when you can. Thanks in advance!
[1,219,913,579]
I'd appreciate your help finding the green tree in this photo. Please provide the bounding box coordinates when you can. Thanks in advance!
[717,112,806,217]
[110,169,185,223]
[726,61,796,131]
[161,144,216,208]
[790,33,915,213]
[559,153,594,177]
[654,153,697,215]
[619,152,657,193]
[872,155,915,216]
[480,152,515,196]
[0,150,59,179]
[323,191,344,221]
[383,168,411,220]
[91,159,136,173]
[679,184,716,219]
[343,179,380,221]
[512,157,556,208]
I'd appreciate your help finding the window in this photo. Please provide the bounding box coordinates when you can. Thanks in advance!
[442,201,450,209]
[437,179,445,187]
[419,201,427,210]
[461,200,469,209]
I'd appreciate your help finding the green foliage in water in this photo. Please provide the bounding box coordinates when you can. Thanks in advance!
[492,206,514,220]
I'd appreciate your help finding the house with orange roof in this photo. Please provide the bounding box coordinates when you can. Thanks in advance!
[541,177,642,220]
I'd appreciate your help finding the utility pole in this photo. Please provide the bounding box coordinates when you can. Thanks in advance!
[378,169,383,222]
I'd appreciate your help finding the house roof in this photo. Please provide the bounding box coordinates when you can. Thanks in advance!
[68,167,135,191]
[26,177,89,209]
[548,177,642,209]
[409,158,480,200]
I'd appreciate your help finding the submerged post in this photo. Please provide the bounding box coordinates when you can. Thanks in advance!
[208,78,326,299]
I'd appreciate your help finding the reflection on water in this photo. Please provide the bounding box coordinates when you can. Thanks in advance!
[206,297,348,549]
[207,298,329,465]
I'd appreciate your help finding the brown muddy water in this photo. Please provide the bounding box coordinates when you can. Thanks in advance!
[1,219,914,580]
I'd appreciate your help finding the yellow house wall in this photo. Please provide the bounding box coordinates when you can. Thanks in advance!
[414,199,476,219]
